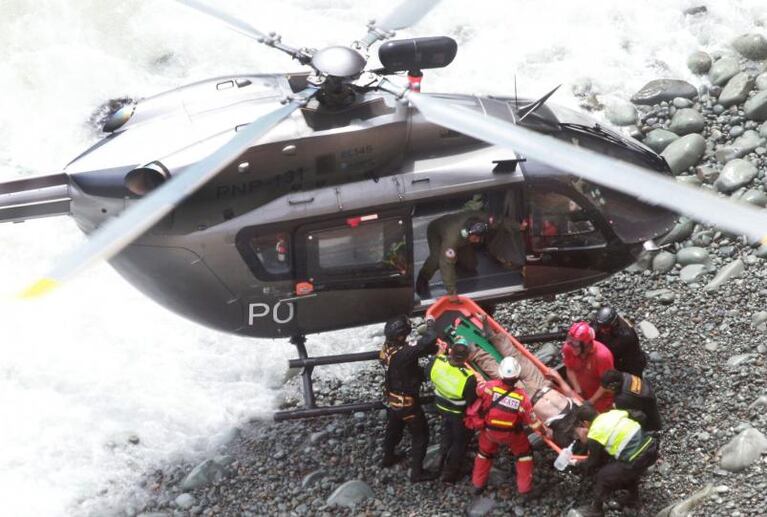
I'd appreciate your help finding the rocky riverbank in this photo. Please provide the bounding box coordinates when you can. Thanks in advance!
[123,21,767,517]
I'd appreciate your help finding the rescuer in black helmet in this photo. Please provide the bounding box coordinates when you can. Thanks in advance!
[379,314,440,481]
[590,306,647,377]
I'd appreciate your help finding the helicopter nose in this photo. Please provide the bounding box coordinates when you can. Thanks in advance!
[125,161,170,196]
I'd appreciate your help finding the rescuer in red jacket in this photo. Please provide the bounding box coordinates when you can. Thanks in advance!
[471,356,542,496]
[562,321,615,412]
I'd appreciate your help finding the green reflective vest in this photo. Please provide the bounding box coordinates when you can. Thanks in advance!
[587,409,641,459]
[430,355,472,415]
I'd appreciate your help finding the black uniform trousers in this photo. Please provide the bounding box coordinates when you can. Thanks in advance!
[440,412,469,477]
[383,404,429,473]
[594,439,659,503]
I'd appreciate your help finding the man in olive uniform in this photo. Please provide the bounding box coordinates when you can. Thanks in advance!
[426,336,477,482]
[379,314,440,482]
[416,211,492,299]
[572,403,659,516]
[601,370,662,432]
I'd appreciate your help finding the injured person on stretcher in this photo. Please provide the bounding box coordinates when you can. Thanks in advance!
[466,319,582,448]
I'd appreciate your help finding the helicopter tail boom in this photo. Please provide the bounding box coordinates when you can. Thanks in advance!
[0,173,70,224]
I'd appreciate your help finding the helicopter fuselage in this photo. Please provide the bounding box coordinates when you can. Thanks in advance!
[17,72,676,338]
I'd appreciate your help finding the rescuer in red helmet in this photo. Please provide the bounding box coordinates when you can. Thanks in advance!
[562,321,614,412]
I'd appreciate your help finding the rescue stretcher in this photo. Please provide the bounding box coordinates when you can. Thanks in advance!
[426,295,587,462]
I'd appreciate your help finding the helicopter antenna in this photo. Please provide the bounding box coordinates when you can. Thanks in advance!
[518,84,561,122]
[514,75,519,112]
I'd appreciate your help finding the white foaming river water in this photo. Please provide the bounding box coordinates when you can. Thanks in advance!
[0,1,763,515]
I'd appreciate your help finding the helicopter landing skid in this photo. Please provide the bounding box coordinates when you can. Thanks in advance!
[273,336,387,422]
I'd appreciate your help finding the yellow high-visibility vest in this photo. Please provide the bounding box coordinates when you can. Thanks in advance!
[587,409,641,459]
[430,356,471,414]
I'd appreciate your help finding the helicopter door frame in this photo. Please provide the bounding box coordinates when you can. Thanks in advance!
[293,207,414,333]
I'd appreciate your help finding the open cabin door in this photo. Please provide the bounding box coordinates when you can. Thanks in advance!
[523,188,611,289]
[294,209,413,333]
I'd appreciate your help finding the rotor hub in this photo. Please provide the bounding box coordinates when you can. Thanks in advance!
[311,46,366,78]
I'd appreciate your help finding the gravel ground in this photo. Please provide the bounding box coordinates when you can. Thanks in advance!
[126,43,767,517]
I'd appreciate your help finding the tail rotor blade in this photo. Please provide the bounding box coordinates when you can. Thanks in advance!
[407,92,767,245]
[20,87,318,298]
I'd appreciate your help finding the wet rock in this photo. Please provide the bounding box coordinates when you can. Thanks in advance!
[680,264,707,283]
[696,165,719,183]
[757,72,767,91]
[714,159,758,193]
[676,247,710,266]
[605,100,637,126]
[673,97,694,109]
[631,79,697,105]
[750,395,767,411]
[652,251,676,273]
[740,189,767,207]
[656,484,713,517]
[676,175,701,186]
[467,496,495,517]
[718,72,755,108]
[661,133,706,173]
[687,51,712,74]
[310,430,329,444]
[745,90,767,121]
[704,259,745,292]
[326,480,374,508]
[668,108,705,135]
[180,459,227,491]
[757,244,767,258]
[657,217,694,245]
[704,340,719,352]
[534,342,559,364]
[638,320,659,339]
[422,444,443,471]
[644,128,679,153]
[709,57,741,86]
[732,33,767,60]
[716,130,764,162]
[175,494,195,510]
[719,428,767,472]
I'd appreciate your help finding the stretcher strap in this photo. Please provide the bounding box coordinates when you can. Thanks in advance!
[451,317,504,362]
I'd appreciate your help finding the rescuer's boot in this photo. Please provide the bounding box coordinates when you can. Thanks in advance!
[410,468,439,482]
[415,273,431,299]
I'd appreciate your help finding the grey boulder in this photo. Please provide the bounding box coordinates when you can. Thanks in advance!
[676,246,710,266]
[605,101,637,126]
[757,72,767,91]
[715,130,764,162]
[732,33,767,60]
[714,159,758,192]
[180,458,228,491]
[630,79,697,105]
[736,188,767,207]
[655,484,713,517]
[326,480,374,508]
[661,134,706,173]
[652,251,676,273]
[657,217,694,245]
[644,128,679,153]
[668,108,705,135]
[680,264,707,284]
[638,320,659,340]
[718,72,755,108]
[687,51,712,74]
[745,90,767,121]
[704,259,745,292]
[719,427,767,472]
[468,496,496,517]
[709,56,741,86]
[174,494,195,510]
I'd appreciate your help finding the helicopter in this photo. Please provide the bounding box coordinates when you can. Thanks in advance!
[3,0,767,419]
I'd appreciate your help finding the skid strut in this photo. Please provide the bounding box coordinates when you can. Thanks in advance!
[273,330,568,422]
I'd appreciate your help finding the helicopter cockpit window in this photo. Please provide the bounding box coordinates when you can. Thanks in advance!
[530,192,605,250]
[246,232,292,277]
[307,217,408,278]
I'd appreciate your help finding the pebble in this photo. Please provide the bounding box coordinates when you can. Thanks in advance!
[652,251,676,273]
[638,320,660,339]
[644,128,679,153]
[175,494,195,510]
[704,259,745,292]
[719,72,755,108]
[757,72,767,91]
[661,133,706,173]
[715,159,758,193]
[326,480,374,508]
[732,33,767,60]
[745,90,767,121]
[680,264,707,283]
[605,100,637,126]
[687,51,712,74]
[719,428,767,472]
[668,108,705,135]
[676,247,710,266]
[630,79,697,105]
[709,56,741,86]
[467,496,495,517]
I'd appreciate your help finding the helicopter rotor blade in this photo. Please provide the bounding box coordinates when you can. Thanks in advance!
[358,0,442,48]
[20,87,318,299]
[172,0,312,64]
[406,91,767,245]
